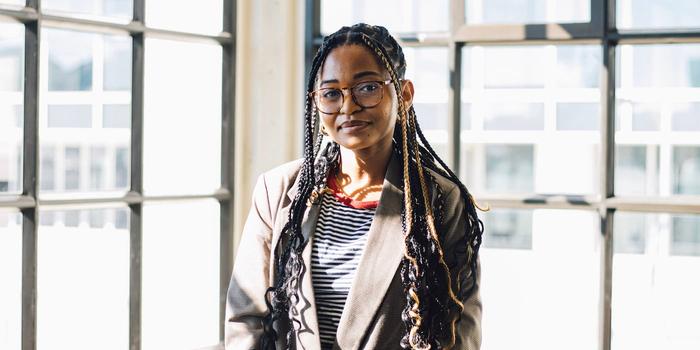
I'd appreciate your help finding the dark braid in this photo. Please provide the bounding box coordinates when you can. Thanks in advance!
[261,23,484,349]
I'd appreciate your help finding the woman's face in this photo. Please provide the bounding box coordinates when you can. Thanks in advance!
[317,44,413,152]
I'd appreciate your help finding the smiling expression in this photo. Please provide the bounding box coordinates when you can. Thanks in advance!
[317,44,412,152]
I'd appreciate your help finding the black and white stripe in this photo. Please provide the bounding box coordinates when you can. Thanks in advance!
[311,193,376,349]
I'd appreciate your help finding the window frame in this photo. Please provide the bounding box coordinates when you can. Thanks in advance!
[0,0,236,348]
[309,0,700,349]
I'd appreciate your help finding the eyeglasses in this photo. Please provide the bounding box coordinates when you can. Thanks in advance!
[310,79,392,114]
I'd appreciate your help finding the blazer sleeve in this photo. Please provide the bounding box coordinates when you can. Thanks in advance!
[441,185,483,350]
[225,174,274,350]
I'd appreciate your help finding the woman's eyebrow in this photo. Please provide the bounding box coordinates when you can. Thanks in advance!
[320,71,382,86]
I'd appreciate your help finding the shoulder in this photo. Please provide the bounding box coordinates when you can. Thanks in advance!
[424,166,461,201]
[260,158,305,184]
[253,158,305,205]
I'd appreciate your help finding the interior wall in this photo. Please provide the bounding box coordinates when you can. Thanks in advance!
[234,0,306,248]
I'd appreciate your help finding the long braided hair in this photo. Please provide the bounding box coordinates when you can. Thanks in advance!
[261,23,484,350]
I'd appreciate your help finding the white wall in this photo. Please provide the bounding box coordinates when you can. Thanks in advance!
[234,0,306,246]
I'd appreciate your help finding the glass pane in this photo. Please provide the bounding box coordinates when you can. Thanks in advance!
[0,23,24,195]
[104,35,132,91]
[403,47,448,160]
[673,146,700,195]
[484,103,544,130]
[485,144,534,193]
[37,207,130,350]
[144,38,221,196]
[142,200,219,349]
[556,103,599,131]
[42,0,132,23]
[0,210,21,350]
[47,29,93,91]
[484,46,547,88]
[466,0,590,25]
[481,209,600,350]
[615,145,659,196]
[615,44,700,197]
[41,28,132,196]
[617,0,700,30]
[0,0,25,7]
[321,0,448,34]
[613,212,700,350]
[146,0,222,35]
[461,45,601,196]
[672,103,700,132]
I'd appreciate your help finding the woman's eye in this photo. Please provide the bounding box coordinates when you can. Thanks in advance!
[357,82,379,93]
[322,89,341,99]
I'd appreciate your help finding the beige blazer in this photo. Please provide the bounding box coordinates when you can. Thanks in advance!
[225,150,482,350]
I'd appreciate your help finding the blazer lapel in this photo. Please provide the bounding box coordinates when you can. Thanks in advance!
[334,152,405,349]
[281,152,406,350]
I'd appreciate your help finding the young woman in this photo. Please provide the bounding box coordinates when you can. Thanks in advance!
[225,23,484,350]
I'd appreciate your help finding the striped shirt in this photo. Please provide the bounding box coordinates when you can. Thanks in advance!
[311,177,378,349]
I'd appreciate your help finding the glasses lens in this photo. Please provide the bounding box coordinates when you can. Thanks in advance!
[352,81,383,107]
[316,88,342,113]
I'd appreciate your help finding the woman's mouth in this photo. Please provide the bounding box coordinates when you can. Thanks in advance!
[339,120,370,132]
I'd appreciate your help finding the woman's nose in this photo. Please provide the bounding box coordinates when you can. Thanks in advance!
[339,89,362,116]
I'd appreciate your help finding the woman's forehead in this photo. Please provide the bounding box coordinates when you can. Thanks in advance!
[319,44,385,82]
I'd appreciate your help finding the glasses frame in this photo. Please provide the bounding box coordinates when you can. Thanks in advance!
[310,79,393,114]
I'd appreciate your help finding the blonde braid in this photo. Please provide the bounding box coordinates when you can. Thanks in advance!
[359,34,432,349]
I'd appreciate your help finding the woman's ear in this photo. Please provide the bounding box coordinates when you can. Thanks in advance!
[400,79,415,110]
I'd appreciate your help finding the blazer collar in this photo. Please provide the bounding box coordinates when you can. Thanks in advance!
[286,150,405,349]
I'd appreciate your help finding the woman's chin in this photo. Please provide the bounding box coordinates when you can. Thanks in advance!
[335,137,374,151]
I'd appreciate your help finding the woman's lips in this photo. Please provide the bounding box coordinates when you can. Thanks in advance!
[339,120,370,132]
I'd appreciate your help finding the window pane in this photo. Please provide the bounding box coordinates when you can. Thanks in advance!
[41,29,132,196]
[146,0,222,35]
[0,0,24,7]
[47,29,93,91]
[42,0,132,22]
[557,45,601,88]
[484,46,546,88]
[321,0,448,34]
[64,147,81,190]
[616,44,700,197]
[672,215,700,257]
[466,0,590,25]
[482,209,600,350]
[40,147,56,191]
[485,144,534,193]
[673,146,700,195]
[613,212,700,350]
[404,47,448,160]
[104,35,132,91]
[671,103,700,132]
[0,210,21,350]
[142,200,219,349]
[461,45,601,196]
[617,0,700,30]
[484,103,544,130]
[482,208,532,249]
[144,38,221,196]
[37,207,130,350]
[103,104,130,128]
[0,23,23,195]
[628,44,700,88]
[556,103,599,131]
[47,105,92,128]
[615,145,659,196]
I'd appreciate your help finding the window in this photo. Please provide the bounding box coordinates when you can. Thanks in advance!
[315,1,700,349]
[1,1,236,348]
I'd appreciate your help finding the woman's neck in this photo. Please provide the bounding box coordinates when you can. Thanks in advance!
[335,138,392,200]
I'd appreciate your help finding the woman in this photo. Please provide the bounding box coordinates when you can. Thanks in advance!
[226,23,483,350]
